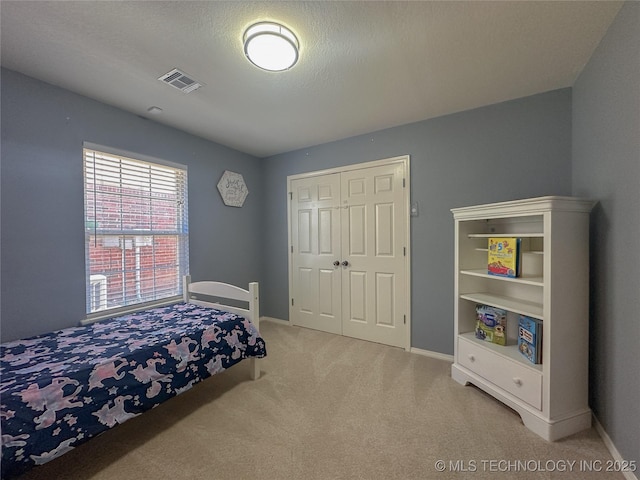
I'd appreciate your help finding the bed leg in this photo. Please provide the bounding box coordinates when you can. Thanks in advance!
[250,358,260,380]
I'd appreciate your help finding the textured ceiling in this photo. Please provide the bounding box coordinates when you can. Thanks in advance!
[0,1,622,158]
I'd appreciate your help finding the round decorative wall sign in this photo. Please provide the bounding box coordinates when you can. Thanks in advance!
[217,170,248,207]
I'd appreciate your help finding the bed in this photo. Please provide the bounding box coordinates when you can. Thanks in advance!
[0,277,266,478]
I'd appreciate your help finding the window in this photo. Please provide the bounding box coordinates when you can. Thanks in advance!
[83,145,189,316]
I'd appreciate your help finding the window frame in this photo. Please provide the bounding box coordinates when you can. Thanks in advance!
[82,143,189,324]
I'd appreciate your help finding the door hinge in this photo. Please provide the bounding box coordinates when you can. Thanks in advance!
[291,245,293,253]
[289,192,293,200]
[291,298,294,306]
[404,314,406,325]
[403,247,406,256]
[402,178,406,188]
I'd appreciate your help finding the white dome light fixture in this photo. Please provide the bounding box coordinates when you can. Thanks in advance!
[243,22,299,72]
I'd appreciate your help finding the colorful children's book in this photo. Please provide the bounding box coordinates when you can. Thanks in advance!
[475,304,507,346]
[518,315,543,364]
[488,237,521,278]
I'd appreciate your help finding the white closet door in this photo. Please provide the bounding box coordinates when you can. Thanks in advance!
[290,174,342,334]
[340,163,407,348]
[289,158,409,349]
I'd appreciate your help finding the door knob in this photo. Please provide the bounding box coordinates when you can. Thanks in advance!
[341,260,349,267]
[333,260,340,267]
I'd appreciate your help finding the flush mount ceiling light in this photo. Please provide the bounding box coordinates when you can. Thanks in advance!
[243,22,299,72]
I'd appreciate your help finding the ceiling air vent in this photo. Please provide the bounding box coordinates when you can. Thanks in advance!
[158,68,202,93]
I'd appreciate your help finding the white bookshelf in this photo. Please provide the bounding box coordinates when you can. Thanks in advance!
[451,196,594,441]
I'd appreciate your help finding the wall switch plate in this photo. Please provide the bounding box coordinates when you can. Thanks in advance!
[410,201,419,217]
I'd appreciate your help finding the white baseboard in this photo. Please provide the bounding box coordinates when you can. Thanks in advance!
[410,346,454,363]
[260,316,291,326]
[593,414,638,480]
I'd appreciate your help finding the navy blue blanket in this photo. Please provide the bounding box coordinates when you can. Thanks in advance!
[0,303,266,478]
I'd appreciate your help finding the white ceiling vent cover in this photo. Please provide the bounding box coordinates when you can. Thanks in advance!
[158,68,202,93]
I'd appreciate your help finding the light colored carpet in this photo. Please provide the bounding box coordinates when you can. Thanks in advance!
[16,321,624,480]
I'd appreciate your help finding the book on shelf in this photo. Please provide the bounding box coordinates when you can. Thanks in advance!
[488,237,521,278]
[518,315,543,364]
[475,304,507,346]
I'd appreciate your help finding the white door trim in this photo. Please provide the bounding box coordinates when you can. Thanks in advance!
[287,155,411,351]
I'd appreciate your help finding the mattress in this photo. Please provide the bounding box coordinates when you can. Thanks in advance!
[0,302,266,477]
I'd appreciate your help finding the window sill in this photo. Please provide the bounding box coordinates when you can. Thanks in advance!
[81,296,182,326]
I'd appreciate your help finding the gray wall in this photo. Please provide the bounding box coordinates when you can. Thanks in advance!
[0,68,263,342]
[572,2,639,466]
[261,88,573,353]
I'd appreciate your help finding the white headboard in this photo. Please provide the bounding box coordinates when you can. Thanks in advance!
[183,275,261,380]
[182,275,259,327]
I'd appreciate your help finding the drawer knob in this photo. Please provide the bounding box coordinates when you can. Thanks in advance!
[513,377,522,386]
[467,354,475,362]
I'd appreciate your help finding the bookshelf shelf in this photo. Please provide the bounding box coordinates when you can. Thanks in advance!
[458,332,542,373]
[468,233,544,238]
[460,292,543,319]
[451,196,594,441]
[460,269,544,287]
[474,248,543,255]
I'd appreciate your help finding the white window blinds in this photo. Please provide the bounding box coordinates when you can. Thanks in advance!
[83,147,189,316]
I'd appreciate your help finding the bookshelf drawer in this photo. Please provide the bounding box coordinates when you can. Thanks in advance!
[458,337,542,410]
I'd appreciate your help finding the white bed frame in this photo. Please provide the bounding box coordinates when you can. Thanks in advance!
[182,275,261,380]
